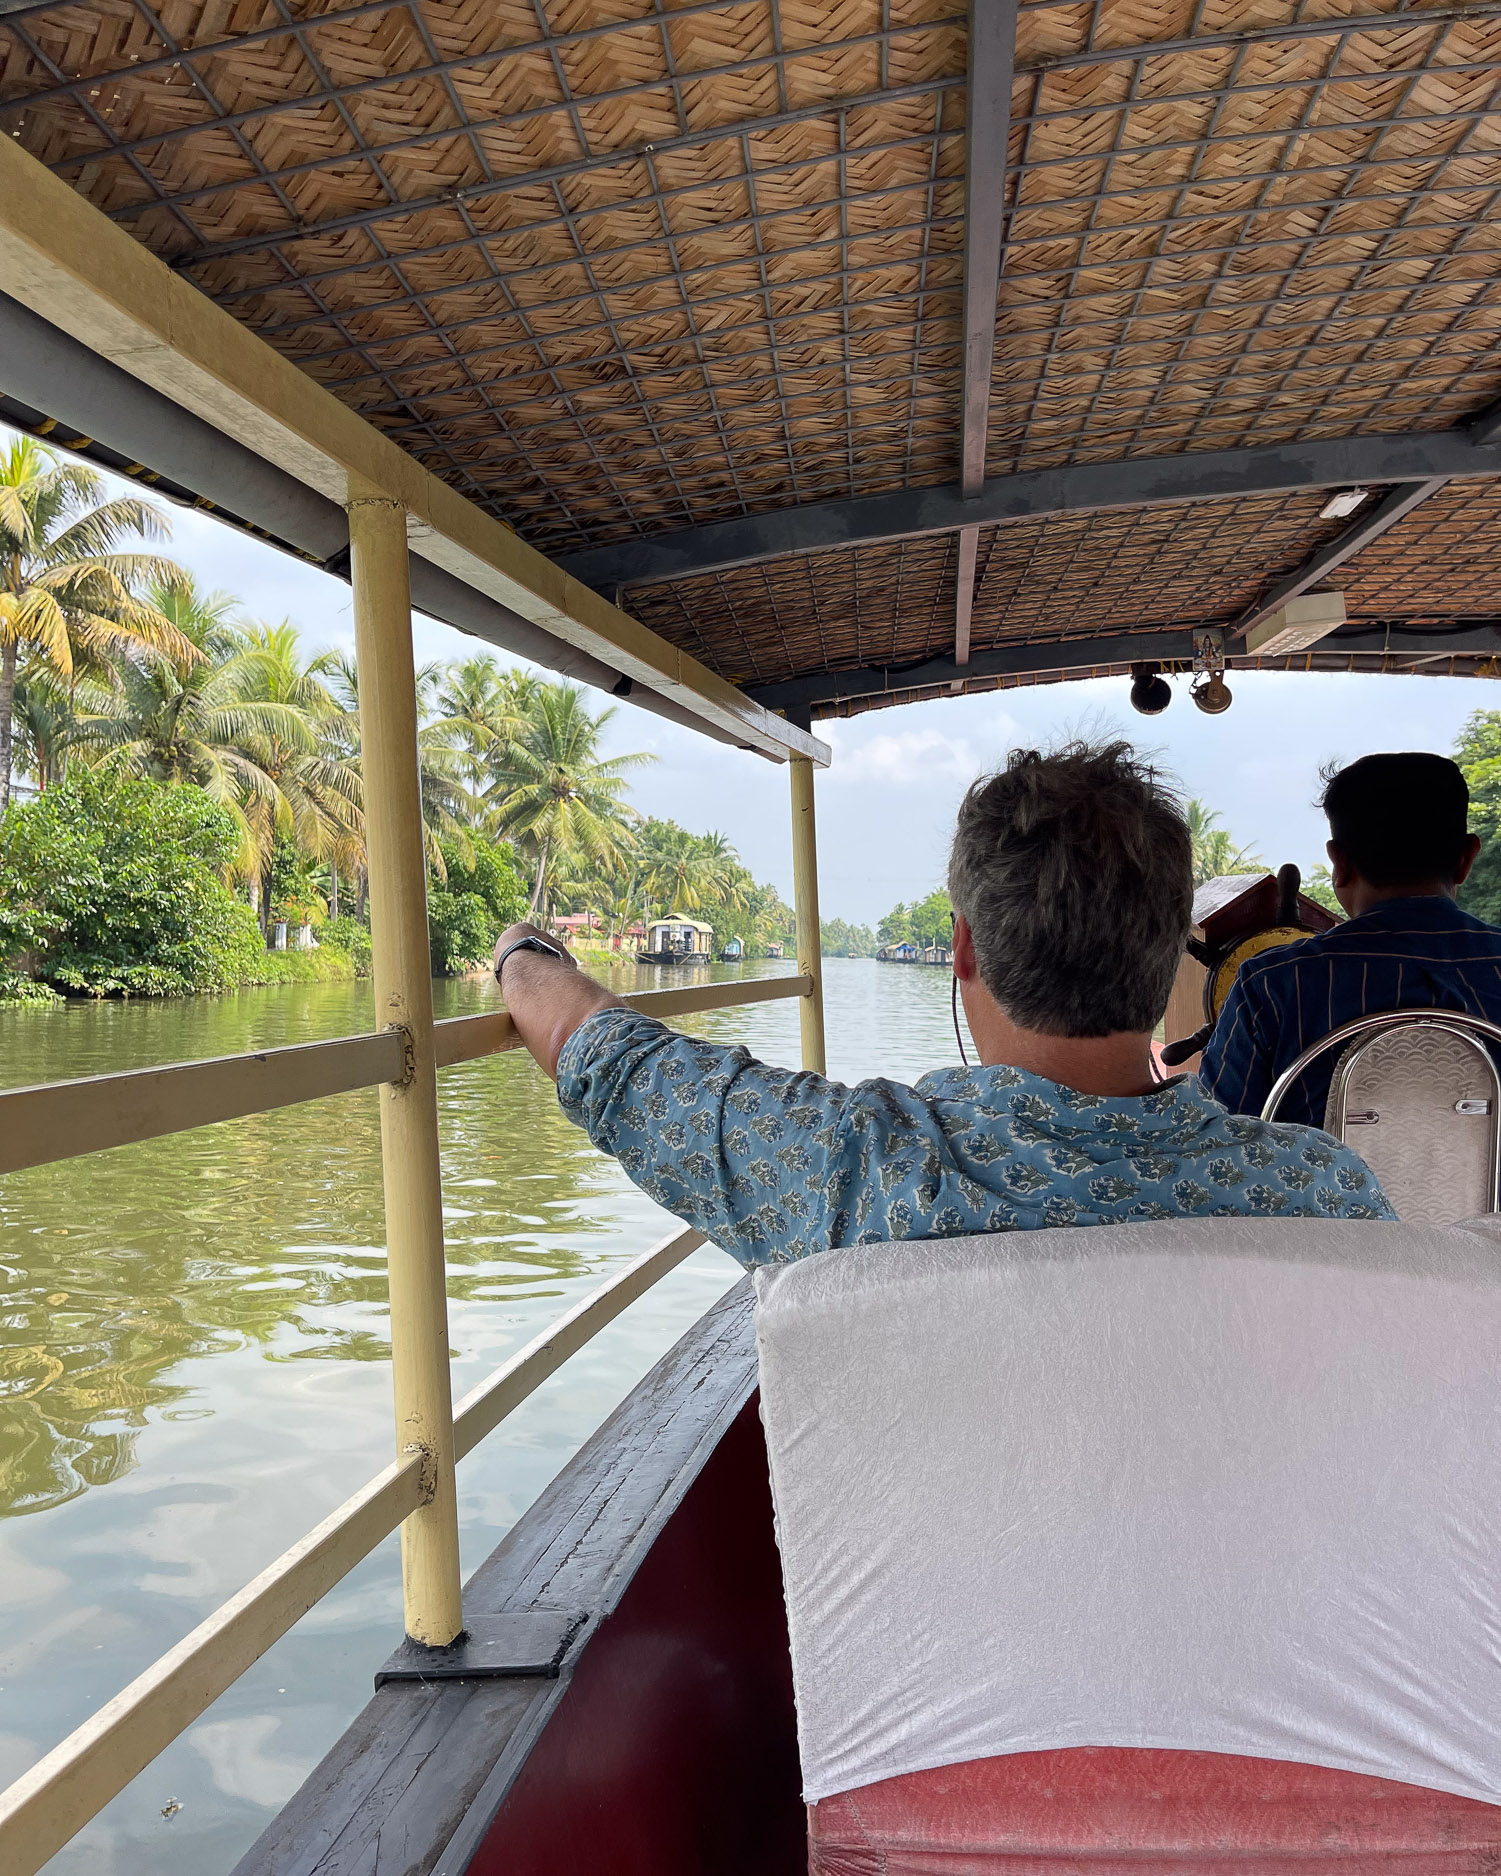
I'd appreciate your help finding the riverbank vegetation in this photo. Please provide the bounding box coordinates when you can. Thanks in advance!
[0,442,802,1001]
[12,437,1501,1000]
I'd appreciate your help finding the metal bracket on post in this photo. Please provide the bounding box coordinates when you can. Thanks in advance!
[403,1439,437,1506]
[386,1023,417,1088]
[375,1610,590,1686]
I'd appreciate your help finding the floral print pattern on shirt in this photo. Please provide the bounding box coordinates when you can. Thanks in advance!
[556,1010,1394,1268]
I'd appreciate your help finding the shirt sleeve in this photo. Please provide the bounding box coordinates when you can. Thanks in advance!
[1198,969,1275,1118]
[554,1008,923,1267]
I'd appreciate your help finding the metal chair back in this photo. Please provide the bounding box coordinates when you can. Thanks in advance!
[1262,1012,1501,1223]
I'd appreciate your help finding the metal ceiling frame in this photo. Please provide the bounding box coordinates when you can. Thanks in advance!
[223,169,1501,347]
[18,3,1496,220]
[744,621,1501,716]
[8,0,1492,133]
[0,137,830,766]
[1232,479,1454,640]
[951,0,1015,677]
[556,426,1501,591]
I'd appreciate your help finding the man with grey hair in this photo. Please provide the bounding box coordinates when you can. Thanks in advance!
[493,741,1392,1264]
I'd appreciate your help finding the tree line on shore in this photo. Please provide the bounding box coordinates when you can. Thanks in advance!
[865,769,1501,956]
[0,437,801,1001]
[9,431,1501,1001]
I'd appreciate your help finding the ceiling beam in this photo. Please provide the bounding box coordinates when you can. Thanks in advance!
[557,429,1501,593]
[953,526,980,681]
[744,623,1501,714]
[1469,397,1501,447]
[960,0,1014,502]
[1233,478,1451,639]
[0,137,826,768]
[952,0,1016,677]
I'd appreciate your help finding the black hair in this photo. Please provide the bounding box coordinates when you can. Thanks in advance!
[1320,752,1471,888]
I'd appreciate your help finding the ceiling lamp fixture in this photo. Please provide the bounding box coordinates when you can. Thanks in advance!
[1129,662,1172,715]
[1245,592,1347,658]
[1318,488,1370,520]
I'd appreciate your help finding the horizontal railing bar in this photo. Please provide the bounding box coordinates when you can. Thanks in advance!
[0,1222,711,1872]
[0,976,812,1174]
[0,1452,425,1876]
[0,1030,406,1177]
[453,1223,705,1459]
[435,973,814,1069]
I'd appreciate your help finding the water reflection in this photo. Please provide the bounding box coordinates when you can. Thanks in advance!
[0,957,967,1874]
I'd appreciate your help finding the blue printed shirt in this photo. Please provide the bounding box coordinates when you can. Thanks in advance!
[556,1009,1393,1267]
[1201,895,1501,1127]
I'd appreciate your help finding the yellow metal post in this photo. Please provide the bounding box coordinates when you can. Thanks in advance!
[347,482,463,1647]
[789,756,827,1075]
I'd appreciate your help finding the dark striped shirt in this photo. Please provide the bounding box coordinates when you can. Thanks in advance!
[1199,895,1501,1126]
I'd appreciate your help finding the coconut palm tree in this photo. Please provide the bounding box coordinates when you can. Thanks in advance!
[638,821,746,919]
[84,579,308,884]
[9,663,111,792]
[1185,798,1265,885]
[232,621,364,925]
[485,682,652,918]
[0,435,193,811]
[323,651,475,884]
[431,655,525,798]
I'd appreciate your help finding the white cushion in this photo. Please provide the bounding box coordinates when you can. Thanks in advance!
[755,1219,1501,1804]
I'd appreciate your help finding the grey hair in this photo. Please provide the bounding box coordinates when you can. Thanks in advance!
[947,741,1193,1038]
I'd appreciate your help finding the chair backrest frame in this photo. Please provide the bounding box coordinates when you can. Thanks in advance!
[1261,1009,1501,1219]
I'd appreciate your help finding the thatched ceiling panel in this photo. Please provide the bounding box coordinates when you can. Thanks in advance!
[5,0,1501,683]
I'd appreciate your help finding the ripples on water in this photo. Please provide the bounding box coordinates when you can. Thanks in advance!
[0,958,968,1873]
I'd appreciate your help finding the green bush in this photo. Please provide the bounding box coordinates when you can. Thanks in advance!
[1457,711,1501,926]
[321,915,373,972]
[428,837,528,975]
[242,945,365,987]
[0,969,61,1006]
[428,889,495,976]
[0,770,264,998]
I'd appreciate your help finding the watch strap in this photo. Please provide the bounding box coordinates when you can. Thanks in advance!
[494,935,567,981]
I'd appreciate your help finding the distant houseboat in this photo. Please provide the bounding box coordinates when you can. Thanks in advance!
[877,941,918,962]
[764,940,784,958]
[719,936,745,962]
[921,945,954,966]
[638,918,714,964]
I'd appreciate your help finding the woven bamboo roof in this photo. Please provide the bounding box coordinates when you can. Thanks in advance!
[4,0,1501,714]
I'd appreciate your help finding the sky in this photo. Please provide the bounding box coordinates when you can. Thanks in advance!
[22,438,1501,929]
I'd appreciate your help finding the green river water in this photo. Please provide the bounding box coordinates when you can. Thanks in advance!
[0,957,966,1875]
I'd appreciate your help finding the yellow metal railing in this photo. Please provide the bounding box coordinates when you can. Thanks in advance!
[0,972,808,1874]
[0,977,815,1177]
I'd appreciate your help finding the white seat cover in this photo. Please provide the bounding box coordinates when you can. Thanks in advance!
[754,1219,1501,1805]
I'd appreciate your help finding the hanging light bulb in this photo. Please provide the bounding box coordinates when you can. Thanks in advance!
[1192,672,1233,714]
[1129,662,1172,715]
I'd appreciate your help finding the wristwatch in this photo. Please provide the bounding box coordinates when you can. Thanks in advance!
[494,933,567,984]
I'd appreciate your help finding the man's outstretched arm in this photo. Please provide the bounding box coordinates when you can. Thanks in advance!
[495,921,881,1265]
[493,921,624,1077]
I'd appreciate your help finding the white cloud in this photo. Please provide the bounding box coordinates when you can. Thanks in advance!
[825,720,1013,787]
[189,1714,309,1808]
